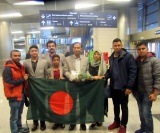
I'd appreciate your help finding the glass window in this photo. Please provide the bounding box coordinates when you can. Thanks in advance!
[146,1,159,14]
[138,19,142,28]
[155,40,160,59]
[138,9,143,18]
[138,9,143,32]
[146,12,158,25]
[146,0,157,5]
[146,22,158,30]
[138,27,142,32]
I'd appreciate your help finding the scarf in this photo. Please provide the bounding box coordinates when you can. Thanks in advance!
[90,50,108,76]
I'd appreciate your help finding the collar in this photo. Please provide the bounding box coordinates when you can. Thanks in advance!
[74,55,81,59]
[31,58,38,63]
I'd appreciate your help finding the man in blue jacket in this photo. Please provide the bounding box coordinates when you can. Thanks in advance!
[106,38,137,133]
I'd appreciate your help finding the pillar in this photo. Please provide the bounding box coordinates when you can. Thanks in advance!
[0,21,12,74]
[118,8,130,48]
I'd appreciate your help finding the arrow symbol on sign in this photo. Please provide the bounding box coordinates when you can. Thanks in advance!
[41,14,45,19]
[41,21,45,25]
[69,21,73,25]
[113,16,117,20]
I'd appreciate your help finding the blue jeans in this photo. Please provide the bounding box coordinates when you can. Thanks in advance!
[135,92,153,133]
[9,94,24,133]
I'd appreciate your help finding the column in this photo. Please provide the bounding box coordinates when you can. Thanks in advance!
[0,21,12,74]
[118,8,130,48]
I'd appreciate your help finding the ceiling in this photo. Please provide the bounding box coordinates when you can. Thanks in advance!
[0,0,138,42]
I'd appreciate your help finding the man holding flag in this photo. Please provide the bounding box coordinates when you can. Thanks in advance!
[23,45,48,131]
[63,42,89,131]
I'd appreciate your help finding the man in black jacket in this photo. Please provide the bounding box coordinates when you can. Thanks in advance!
[106,38,137,133]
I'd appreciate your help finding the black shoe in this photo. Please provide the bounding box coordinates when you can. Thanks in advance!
[80,124,86,131]
[69,125,75,130]
[52,123,59,130]
[90,123,96,128]
[31,124,38,131]
[40,124,46,131]
[96,122,102,126]
[60,124,65,128]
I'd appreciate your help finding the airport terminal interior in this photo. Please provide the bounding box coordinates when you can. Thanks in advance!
[0,0,160,133]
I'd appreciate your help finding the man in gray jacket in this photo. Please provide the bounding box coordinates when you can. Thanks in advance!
[23,45,48,132]
[41,40,65,68]
[134,41,160,133]
[63,42,89,131]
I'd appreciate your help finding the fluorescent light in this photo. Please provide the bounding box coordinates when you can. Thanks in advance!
[14,1,44,5]
[20,37,25,39]
[75,3,98,9]
[0,13,22,18]
[13,38,20,41]
[40,27,54,30]
[28,31,40,34]
[11,31,23,34]
[107,0,130,1]
[53,35,57,38]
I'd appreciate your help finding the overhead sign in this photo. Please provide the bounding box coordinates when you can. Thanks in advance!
[40,10,118,28]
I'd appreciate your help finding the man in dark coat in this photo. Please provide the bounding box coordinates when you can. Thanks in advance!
[106,38,137,133]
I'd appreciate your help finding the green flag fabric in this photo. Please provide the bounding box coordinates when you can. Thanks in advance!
[27,77,105,124]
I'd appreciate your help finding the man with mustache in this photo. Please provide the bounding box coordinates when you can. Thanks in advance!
[42,40,65,68]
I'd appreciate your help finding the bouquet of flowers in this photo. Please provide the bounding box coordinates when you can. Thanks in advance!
[70,70,93,81]
[78,73,93,81]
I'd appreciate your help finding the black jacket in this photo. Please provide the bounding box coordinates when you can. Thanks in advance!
[105,48,137,90]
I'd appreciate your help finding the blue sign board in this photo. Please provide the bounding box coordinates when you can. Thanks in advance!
[40,10,118,28]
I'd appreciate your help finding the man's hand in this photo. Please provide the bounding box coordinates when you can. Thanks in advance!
[125,89,132,95]
[93,76,99,80]
[24,74,28,80]
[59,77,65,80]
[149,94,157,101]
[73,79,81,82]
[149,89,159,101]
[93,76,104,80]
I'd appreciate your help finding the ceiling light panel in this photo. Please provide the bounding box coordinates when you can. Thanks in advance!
[75,3,99,9]
[14,1,44,5]
[107,0,131,1]
[11,31,23,34]
[0,13,22,18]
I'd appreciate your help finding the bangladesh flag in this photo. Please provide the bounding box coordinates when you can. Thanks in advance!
[27,77,105,124]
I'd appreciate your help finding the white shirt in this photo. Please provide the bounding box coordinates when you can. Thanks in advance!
[75,57,81,73]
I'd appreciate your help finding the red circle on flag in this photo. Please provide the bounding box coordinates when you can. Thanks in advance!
[49,91,73,115]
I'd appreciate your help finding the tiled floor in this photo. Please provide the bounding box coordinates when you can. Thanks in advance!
[0,76,160,133]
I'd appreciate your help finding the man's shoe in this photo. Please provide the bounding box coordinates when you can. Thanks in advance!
[118,125,126,133]
[69,124,76,130]
[90,123,96,128]
[60,124,65,128]
[96,122,102,126]
[80,124,86,131]
[52,123,59,130]
[108,121,120,130]
[40,124,46,131]
[31,124,38,131]
[135,129,146,133]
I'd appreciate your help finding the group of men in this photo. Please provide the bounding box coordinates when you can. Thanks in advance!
[2,38,160,133]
